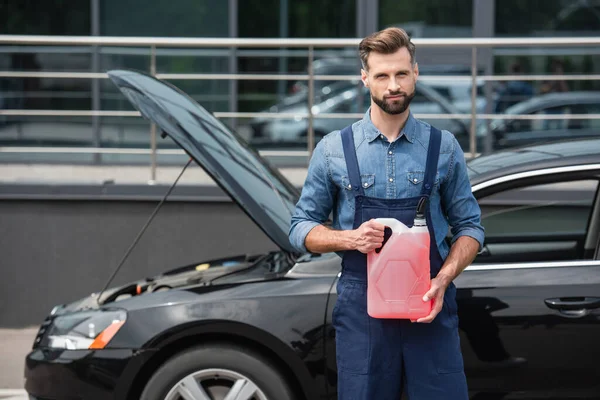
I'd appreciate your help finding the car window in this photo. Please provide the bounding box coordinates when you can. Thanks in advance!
[476,179,598,263]
[523,103,600,131]
[506,115,533,133]
[528,106,569,131]
[583,104,600,129]
[504,104,573,133]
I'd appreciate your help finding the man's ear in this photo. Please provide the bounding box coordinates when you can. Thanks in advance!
[361,69,369,88]
[413,62,419,81]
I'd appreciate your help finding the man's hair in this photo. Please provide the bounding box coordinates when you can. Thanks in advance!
[359,27,416,71]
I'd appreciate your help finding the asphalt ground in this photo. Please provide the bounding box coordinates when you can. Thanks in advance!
[0,327,37,398]
[0,391,27,400]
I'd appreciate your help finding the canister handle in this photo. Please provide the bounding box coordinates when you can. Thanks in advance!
[372,218,409,234]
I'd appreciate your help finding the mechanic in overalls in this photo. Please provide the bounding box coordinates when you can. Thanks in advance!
[289,27,485,399]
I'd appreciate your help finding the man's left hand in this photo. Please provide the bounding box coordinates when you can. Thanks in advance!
[413,275,449,323]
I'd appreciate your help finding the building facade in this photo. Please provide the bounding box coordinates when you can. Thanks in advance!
[1,0,599,158]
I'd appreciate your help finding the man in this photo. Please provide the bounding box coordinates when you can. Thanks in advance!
[289,27,484,399]
[494,62,534,113]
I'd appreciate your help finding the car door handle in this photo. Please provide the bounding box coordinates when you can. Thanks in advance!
[544,297,600,311]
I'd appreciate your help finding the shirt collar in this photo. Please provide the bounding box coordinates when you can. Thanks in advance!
[363,107,416,144]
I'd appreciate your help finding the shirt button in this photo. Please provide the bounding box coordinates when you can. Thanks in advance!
[348,184,352,189]
[380,134,385,139]
[413,178,418,183]
[363,183,368,187]
[388,151,393,155]
[389,178,394,182]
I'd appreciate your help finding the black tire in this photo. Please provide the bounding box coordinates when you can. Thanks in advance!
[140,344,296,400]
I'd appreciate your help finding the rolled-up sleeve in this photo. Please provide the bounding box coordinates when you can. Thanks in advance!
[289,139,336,253]
[441,137,485,251]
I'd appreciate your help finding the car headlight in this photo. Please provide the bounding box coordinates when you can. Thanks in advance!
[46,309,126,350]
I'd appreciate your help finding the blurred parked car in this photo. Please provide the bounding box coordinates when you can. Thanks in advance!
[285,57,480,108]
[285,56,362,105]
[247,82,475,151]
[25,70,600,400]
[424,78,488,114]
[480,91,600,150]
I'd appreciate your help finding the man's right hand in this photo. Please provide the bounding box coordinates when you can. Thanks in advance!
[352,219,386,253]
[304,219,386,254]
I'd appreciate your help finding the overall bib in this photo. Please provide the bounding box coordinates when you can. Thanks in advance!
[332,125,468,400]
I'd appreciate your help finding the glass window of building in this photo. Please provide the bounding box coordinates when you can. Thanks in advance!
[495,0,600,37]
[494,0,600,103]
[379,0,473,37]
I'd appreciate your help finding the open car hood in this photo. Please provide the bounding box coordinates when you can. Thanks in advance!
[107,69,300,254]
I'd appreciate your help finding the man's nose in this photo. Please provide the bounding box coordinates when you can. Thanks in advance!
[388,77,400,92]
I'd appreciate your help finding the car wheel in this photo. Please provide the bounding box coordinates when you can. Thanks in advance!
[140,344,296,400]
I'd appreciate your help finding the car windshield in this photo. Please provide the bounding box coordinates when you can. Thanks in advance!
[466,138,600,179]
[208,250,294,284]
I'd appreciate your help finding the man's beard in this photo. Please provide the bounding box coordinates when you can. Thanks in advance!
[371,88,415,115]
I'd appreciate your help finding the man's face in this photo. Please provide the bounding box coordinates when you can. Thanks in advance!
[361,47,418,115]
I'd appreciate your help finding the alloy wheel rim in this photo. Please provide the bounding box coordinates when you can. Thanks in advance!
[164,368,268,400]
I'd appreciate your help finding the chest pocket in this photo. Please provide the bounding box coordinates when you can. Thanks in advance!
[341,174,375,209]
[406,171,440,197]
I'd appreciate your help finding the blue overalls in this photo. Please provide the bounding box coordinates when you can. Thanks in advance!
[332,125,468,399]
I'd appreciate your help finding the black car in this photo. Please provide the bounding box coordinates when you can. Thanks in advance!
[25,70,600,400]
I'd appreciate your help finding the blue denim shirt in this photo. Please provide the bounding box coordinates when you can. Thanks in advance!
[289,109,485,260]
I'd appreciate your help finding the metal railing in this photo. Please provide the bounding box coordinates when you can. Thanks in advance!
[1,35,600,181]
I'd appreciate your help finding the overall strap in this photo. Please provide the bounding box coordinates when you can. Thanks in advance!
[421,126,442,197]
[341,125,364,196]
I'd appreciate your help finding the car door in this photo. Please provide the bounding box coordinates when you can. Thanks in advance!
[323,168,600,399]
[456,171,600,399]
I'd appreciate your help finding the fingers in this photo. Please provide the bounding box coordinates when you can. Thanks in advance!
[415,292,443,323]
[362,226,384,238]
[361,227,384,243]
[423,277,446,301]
[355,220,387,253]
[422,287,437,302]
[361,220,385,238]
[416,301,442,323]
[358,240,384,254]
[364,219,386,234]
[415,311,437,323]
